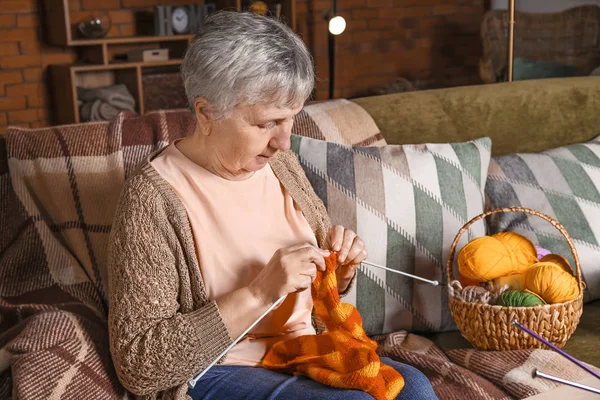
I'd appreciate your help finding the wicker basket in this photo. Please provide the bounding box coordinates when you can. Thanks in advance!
[480,5,600,83]
[446,207,584,351]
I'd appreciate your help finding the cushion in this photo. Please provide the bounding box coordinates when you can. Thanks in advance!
[295,99,386,146]
[485,135,600,302]
[290,135,492,334]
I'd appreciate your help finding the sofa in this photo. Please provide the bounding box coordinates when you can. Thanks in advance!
[1,77,598,399]
[352,77,600,369]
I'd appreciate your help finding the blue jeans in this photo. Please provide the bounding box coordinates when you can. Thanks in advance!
[188,357,438,400]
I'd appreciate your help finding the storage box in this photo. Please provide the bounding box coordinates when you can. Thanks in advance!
[128,48,169,62]
[142,72,188,112]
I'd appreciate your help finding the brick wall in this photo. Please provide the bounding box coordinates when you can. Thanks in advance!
[1,0,76,134]
[0,0,195,134]
[0,0,485,134]
[296,0,486,99]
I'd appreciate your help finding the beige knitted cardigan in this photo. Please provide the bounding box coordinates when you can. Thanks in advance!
[107,149,348,400]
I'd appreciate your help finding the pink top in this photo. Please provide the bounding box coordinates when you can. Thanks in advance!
[151,142,317,366]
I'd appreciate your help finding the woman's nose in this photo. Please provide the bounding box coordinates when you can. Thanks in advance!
[270,123,292,151]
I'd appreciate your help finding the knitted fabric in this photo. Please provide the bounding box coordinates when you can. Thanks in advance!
[262,254,404,399]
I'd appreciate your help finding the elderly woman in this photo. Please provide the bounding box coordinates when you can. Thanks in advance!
[108,11,437,400]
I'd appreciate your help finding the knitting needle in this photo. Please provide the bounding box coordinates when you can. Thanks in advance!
[533,369,600,395]
[189,259,441,388]
[513,320,600,380]
[188,295,287,389]
[361,260,442,286]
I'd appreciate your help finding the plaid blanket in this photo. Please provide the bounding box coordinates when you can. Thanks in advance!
[0,106,596,399]
[374,332,600,400]
[1,110,192,399]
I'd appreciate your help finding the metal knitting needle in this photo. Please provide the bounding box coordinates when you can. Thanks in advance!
[513,320,600,381]
[533,369,600,395]
[361,260,441,286]
[188,295,286,389]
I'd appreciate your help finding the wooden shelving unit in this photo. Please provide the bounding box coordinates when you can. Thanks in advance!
[50,60,189,124]
[44,0,296,124]
[49,36,192,124]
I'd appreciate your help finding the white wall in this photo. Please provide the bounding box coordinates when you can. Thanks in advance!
[492,0,600,13]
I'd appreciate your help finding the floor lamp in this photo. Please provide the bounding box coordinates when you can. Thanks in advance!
[507,0,516,81]
[326,0,346,99]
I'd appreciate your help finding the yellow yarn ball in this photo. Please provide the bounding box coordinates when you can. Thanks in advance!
[539,254,572,274]
[492,273,526,291]
[458,232,538,282]
[524,262,579,304]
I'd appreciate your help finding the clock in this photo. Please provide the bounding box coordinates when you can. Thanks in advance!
[171,6,190,34]
[154,4,217,36]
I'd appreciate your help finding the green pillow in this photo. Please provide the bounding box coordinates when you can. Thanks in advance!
[512,57,578,81]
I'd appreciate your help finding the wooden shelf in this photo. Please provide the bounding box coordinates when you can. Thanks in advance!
[70,59,183,72]
[69,35,194,47]
[43,0,296,125]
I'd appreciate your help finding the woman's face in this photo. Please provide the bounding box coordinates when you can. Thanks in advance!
[206,102,302,178]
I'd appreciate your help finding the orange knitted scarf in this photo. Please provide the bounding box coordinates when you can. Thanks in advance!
[262,253,404,399]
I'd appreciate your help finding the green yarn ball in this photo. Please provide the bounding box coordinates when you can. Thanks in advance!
[496,290,544,307]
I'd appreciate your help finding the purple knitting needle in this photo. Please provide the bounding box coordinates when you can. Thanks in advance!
[512,320,600,380]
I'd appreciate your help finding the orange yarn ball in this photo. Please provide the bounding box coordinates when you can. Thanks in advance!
[539,254,572,274]
[458,232,538,282]
[524,262,579,304]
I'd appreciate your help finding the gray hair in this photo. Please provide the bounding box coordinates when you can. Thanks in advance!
[181,11,314,120]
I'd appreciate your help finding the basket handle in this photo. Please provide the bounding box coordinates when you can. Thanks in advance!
[446,207,583,292]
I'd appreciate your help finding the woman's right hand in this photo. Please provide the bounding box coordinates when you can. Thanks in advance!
[249,243,330,305]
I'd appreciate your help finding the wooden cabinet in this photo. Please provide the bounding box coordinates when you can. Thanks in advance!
[44,0,296,125]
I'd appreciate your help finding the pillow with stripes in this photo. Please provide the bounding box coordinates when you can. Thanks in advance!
[290,135,492,334]
[485,135,600,303]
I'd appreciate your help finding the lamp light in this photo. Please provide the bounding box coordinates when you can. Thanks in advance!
[328,16,346,35]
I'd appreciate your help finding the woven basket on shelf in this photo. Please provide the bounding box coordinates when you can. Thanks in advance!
[446,207,584,351]
[479,6,600,83]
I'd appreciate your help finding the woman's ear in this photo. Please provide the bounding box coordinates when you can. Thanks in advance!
[193,97,213,136]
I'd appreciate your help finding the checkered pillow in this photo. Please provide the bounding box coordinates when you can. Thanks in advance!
[485,135,600,302]
[290,135,492,334]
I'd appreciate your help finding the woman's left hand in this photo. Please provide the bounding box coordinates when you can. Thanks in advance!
[327,225,367,293]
